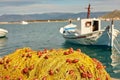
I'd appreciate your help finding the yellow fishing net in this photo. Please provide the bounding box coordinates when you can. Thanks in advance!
[0,47,111,80]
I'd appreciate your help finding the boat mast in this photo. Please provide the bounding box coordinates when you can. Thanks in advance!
[86,4,91,18]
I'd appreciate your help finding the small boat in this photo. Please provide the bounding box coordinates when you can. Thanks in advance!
[0,28,8,38]
[59,4,120,47]
[21,21,28,25]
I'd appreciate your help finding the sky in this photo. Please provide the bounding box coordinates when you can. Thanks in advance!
[0,0,120,15]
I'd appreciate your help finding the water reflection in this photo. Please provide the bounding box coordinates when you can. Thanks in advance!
[0,37,8,49]
[111,48,120,79]
[62,42,120,79]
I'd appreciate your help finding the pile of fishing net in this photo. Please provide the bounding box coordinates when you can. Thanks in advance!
[0,47,111,80]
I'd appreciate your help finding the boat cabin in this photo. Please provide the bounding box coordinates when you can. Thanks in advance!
[80,18,101,35]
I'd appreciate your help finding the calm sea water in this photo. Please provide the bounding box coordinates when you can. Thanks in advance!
[0,20,120,79]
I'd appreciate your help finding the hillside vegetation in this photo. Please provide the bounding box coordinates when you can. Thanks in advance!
[99,10,120,19]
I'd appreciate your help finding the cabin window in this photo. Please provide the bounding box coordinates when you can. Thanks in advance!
[93,21,99,31]
[85,21,91,27]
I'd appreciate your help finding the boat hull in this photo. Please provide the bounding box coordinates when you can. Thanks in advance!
[62,29,119,47]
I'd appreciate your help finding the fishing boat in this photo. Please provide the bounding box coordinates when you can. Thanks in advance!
[0,28,8,38]
[21,21,28,25]
[59,4,120,47]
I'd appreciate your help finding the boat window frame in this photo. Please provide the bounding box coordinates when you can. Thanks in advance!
[85,21,91,27]
[92,20,99,31]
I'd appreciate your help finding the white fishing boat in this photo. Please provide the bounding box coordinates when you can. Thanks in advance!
[21,21,28,25]
[0,28,8,38]
[59,4,120,47]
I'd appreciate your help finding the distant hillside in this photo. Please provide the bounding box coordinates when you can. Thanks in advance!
[99,10,120,19]
[0,12,109,22]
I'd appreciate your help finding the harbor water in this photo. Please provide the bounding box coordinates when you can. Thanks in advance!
[0,20,120,79]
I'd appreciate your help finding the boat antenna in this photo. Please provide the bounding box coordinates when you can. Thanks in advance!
[86,4,91,18]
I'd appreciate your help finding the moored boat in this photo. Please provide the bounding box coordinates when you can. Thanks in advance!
[59,4,120,47]
[0,28,8,38]
[21,21,28,25]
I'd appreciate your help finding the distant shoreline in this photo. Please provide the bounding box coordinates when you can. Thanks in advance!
[0,18,119,24]
[0,19,69,24]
